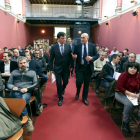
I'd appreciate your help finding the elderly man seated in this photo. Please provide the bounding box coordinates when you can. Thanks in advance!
[7,56,38,133]
[94,52,107,94]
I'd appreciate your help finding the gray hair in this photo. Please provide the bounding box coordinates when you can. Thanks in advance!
[17,56,28,63]
[129,52,136,58]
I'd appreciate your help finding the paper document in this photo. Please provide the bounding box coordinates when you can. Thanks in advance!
[51,73,56,84]
[127,95,138,106]
[113,72,121,80]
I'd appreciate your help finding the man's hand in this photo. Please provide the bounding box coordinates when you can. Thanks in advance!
[70,68,73,72]
[86,56,93,62]
[71,53,77,59]
[13,87,18,90]
[21,88,28,93]
[1,73,11,76]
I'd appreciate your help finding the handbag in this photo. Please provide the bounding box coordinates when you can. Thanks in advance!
[0,97,23,140]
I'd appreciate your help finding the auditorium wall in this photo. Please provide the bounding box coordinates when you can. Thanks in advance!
[30,26,54,46]
[91,7,140,54]
[0,9,31,49]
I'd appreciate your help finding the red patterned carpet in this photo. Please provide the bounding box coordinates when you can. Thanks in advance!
[31,76,125,140]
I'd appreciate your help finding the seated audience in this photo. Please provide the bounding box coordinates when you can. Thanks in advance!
[39,48,49,64]
[96,45,100,52]
[0,48,3,59]
[122,52,140,72]
[7,56,38,132]
[123,48,129,62]
[26,52,48,89]
[118,51,126,72]
[8,49,13,56]
[34,50,47,74]
[11,49,19,62]
[94,52,107,94]
[104,51,111,62]
[0,52,18,87]
[115,62,140,132]
[100,54,121,90]
[3,47,8,52]
[110,47,119,56]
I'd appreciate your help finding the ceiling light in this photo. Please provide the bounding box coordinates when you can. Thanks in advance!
[104,16,108,18]
[75,0,90,4]
[41,30,45,33]
[43,5,47,10]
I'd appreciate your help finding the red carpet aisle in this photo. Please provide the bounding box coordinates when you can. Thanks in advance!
[31,76,125,140]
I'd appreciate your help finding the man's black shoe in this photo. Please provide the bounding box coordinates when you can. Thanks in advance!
[75,94,79,100]
[71,73,74,77]
[95,88,99,94]
[82,99,89,106]
[58,100,62,106]
[122,121,131,133]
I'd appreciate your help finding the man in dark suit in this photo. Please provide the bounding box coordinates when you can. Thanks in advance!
[72,33,98,105]
[67,37,75,77]
[49,32,74,106]
[0,52,18,87]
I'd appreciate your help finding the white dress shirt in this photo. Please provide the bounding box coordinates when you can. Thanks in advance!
[58,42,64,55]
[81,42,88,64]
[4,62,10,73]
[111,61,116,72]
[110,50,119,56]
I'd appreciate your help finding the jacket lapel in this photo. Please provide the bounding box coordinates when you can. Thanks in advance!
[56,43,62,56]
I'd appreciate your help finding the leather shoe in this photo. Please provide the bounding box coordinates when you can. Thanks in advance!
[82,99,89,106]
[58,100,62,106]
[122,121,131,133]
[71,73,74,77]
[95,88,99,94]
[75,94,79,100]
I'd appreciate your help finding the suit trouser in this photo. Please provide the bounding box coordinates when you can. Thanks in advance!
[96,75,101,89]
[76,65,92,100]
[115,92,137,123]
[55,69,69,100]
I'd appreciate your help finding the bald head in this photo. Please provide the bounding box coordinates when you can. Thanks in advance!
[81,33,89,44]
[113,47,117,52]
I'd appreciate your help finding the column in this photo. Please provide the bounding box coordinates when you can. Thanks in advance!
[99,0,103,19]
[115,0,122,18]
[5,0,11,14]
[22,0,26,22]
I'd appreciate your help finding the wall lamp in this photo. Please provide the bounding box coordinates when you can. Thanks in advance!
[17,14,21,23]
[130,0,137,3]
[78,30,81,34]
[106,22,109,25]
[132,11,138,16]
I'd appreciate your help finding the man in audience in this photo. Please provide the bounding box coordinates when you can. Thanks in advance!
[8,49,13,56]
[123,48,129,62]
[110,47,119,55]
[25,52,43,115]
[34,50,48,88]
[122,52,140,72]
[100,54,121,90]
[11,49,19,62]
[39,48,49,64]
[96,45,100,53]
[94,52,107,94]
[104,51,111,62]
[118,51,126,72]
[67,37,75,77]
[7,56,37,132]
[0,52,18,87]
[0,48,3,59]
[17,46,23,54]
[3,47,8,52]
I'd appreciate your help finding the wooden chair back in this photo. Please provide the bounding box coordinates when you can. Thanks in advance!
[4,98,26,117]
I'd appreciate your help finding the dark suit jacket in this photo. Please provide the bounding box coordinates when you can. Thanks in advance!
[49,43,74,73]
[43,54,49,63]
[73,43,98,74]
[0,61,18,73]
[29,59,42,76]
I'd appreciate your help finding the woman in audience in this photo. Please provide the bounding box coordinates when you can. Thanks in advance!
[115,62,140,132]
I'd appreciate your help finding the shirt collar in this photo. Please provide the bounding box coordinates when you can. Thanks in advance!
[83,42,88,46]
[58,42,64,46]
[4,61,10,65]
[111,61,115,66]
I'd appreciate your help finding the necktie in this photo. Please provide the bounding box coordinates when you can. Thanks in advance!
[83,44,87,67]
[60,45,64,55]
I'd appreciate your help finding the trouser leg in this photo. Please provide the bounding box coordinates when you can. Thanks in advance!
[115,92,136,123]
